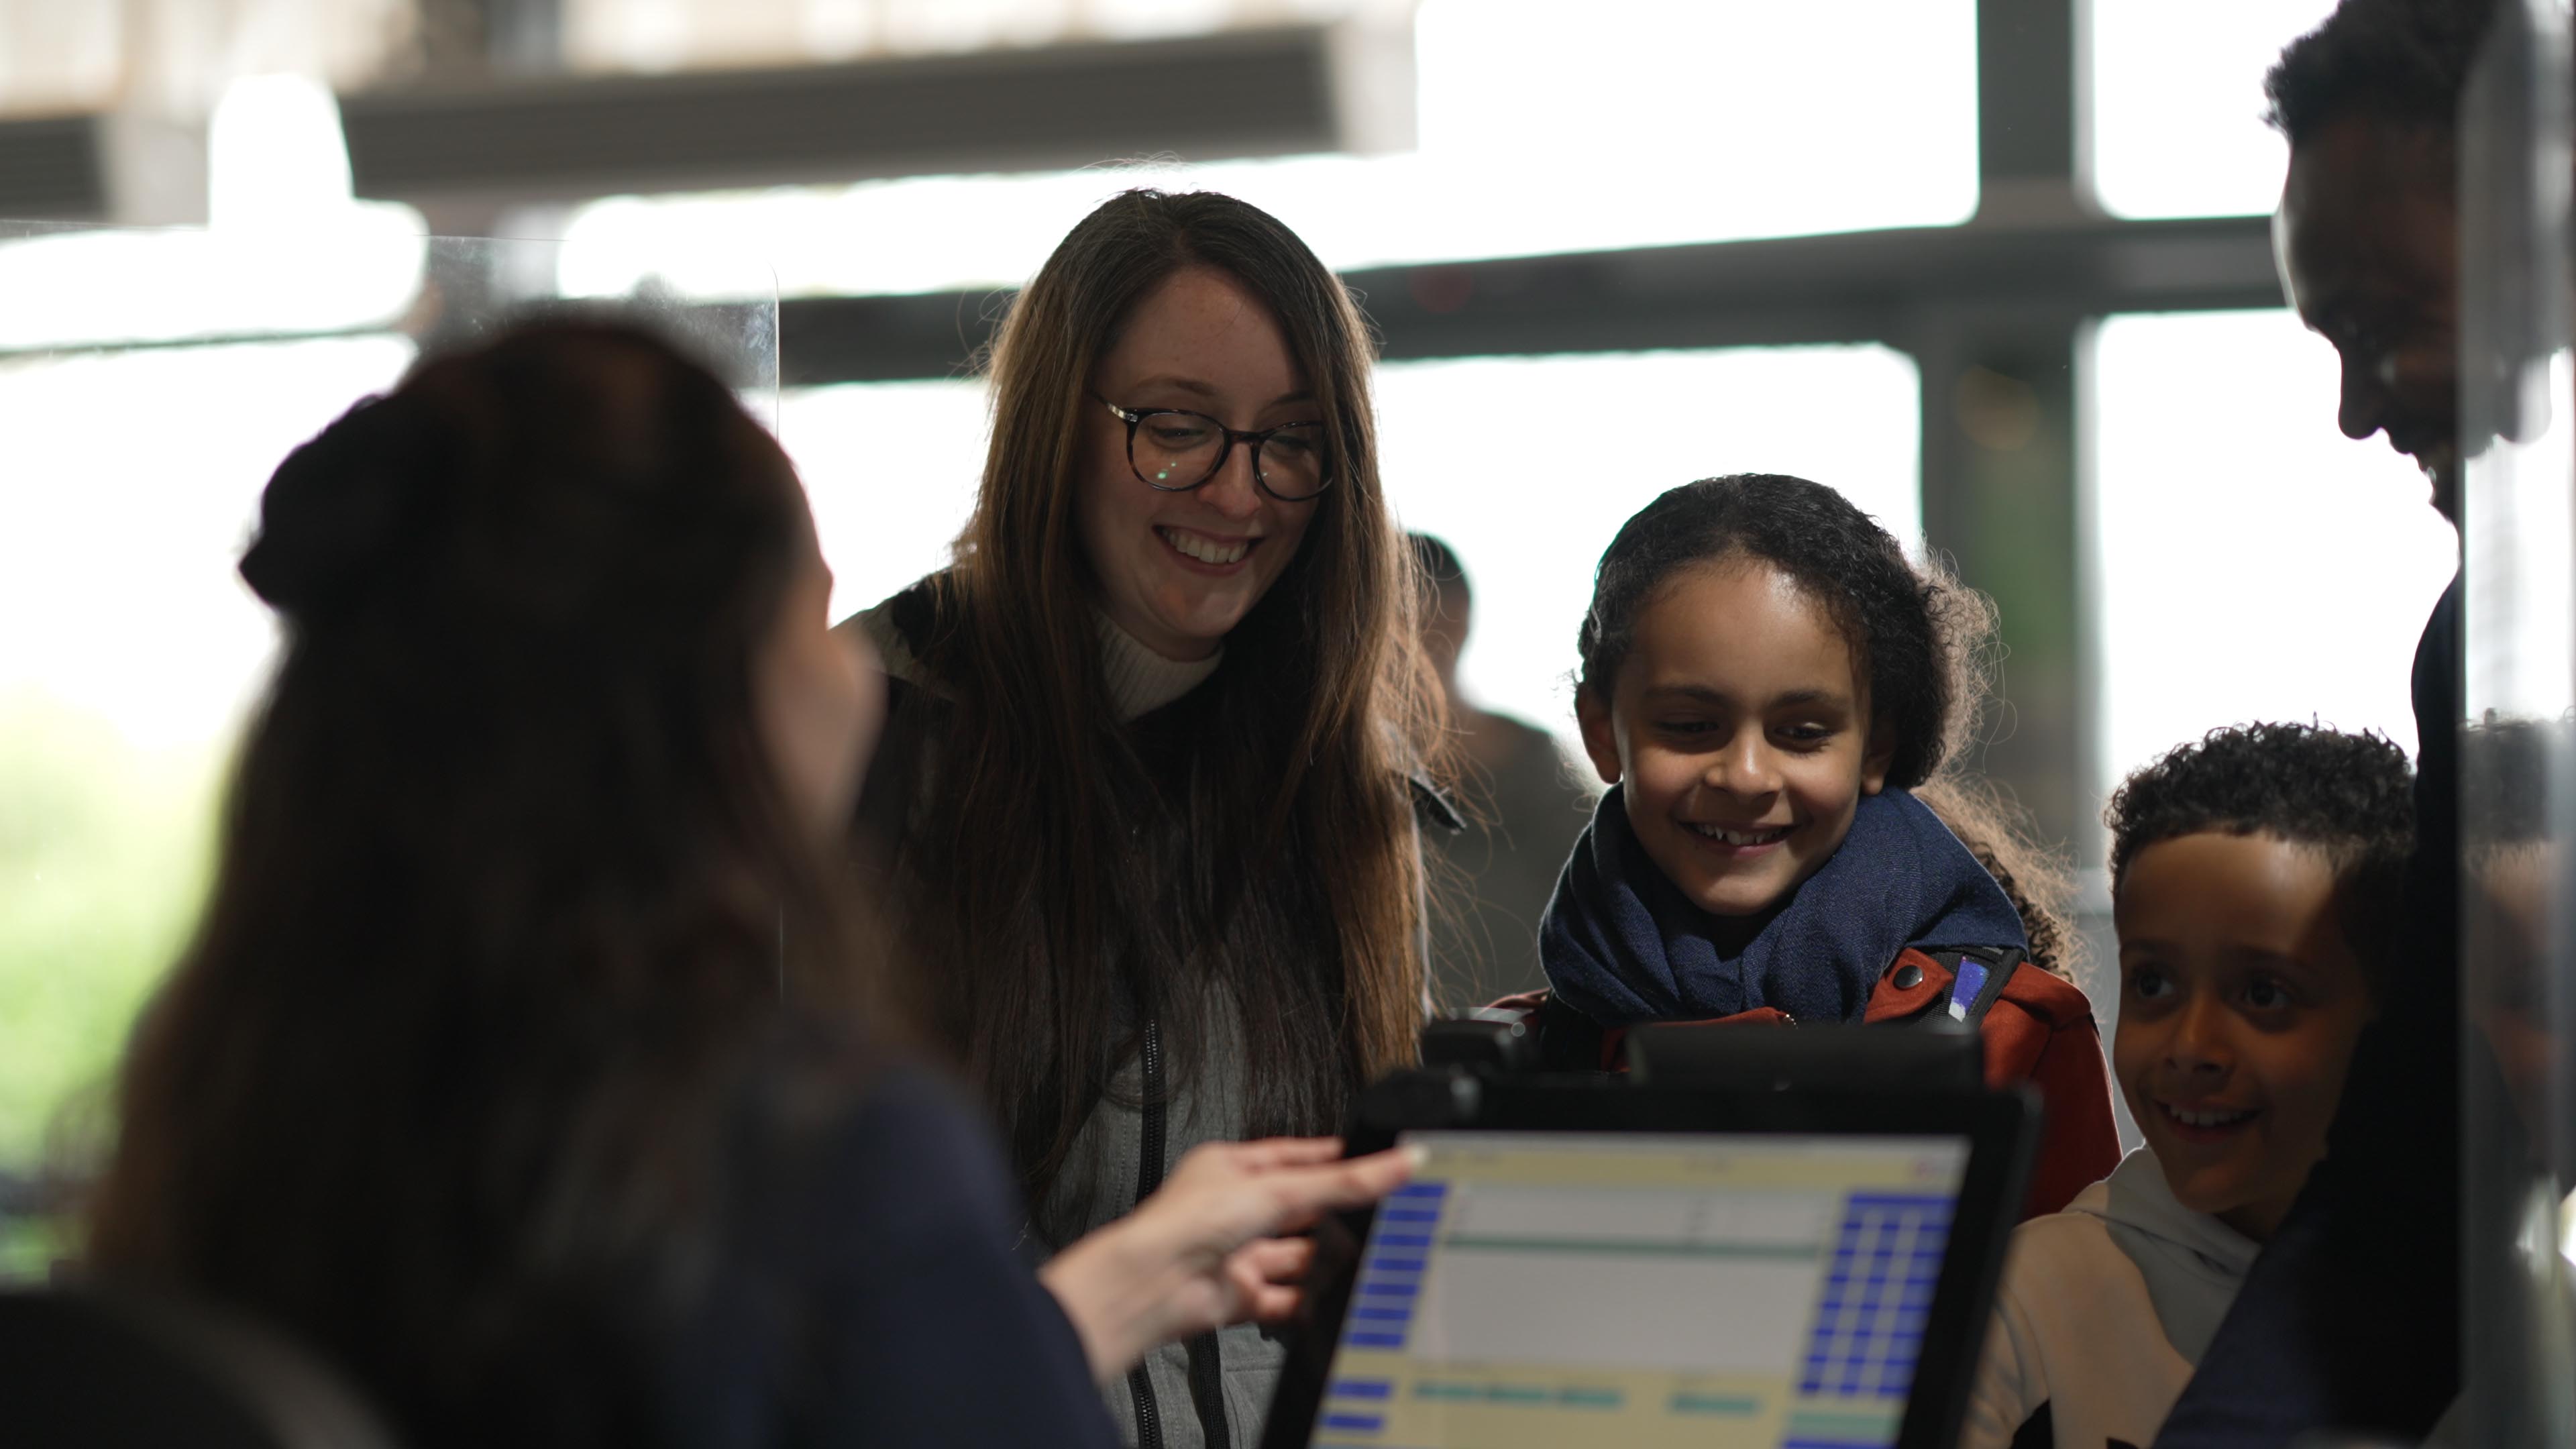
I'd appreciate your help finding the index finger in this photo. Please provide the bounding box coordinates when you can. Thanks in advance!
[1254,1144,1418,1230]
[1222,1136,1346,1172]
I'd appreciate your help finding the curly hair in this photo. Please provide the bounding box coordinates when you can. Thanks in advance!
[2108,722,2416,884]
[2264,0,2498,145]
[2460,712,2555,853]
[1575,474,2079,975]
[1577,474,1988,792]
[2107,722,2414,991]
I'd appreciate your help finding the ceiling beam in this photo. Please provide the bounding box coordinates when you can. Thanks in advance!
[776,212,2282,386]
[339,24,1391,211]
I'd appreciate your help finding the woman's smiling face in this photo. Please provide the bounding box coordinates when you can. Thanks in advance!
[1576,561,1893,920]
[1078,264,1322,661]
[2112,831,2377,1241]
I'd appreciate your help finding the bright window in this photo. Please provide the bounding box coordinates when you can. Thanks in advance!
[559,0,1979,299]
[1377,347,1922,751]
[782,378,991,621]
[2086,0,2339,219]
[2086,309,2458,805]
[0,337,415,1249]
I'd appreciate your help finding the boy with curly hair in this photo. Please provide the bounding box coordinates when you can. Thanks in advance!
[1961,723,2413,1449]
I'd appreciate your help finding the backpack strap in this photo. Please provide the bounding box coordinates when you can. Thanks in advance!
[1921,943,2027,1028]
[1870,944,2028,1029]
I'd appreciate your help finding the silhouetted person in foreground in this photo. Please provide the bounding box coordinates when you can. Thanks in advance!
[79,321,1411,1448]
[2155,1,2493,1442]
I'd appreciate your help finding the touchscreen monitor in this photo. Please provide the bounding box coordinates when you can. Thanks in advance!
[1301,1130,1970,1449]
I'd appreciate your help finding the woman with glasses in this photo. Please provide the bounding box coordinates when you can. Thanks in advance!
[82,321,1414,1448]
[843,189,1448,1448]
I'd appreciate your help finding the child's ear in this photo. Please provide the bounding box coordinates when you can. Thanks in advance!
[1860,718,1898,796]
[1574,686,1623,786]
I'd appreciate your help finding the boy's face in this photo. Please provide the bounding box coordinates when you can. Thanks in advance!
[1576,561,1896,920]
[2112,832,2377,1241]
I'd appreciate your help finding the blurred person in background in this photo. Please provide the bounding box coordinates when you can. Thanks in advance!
[1407,532,1594,1008]
[2154,1,2495,1442]
[77,320,1412,1449]
[840,189,1450,1449]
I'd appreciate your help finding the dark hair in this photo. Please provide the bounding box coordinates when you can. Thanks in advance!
[2106,722,2414,991]
[1577,474,1978,790]
[2265,0,2498,145]
[901,189,1442,1228]
[86,320,863,1444]
[2461,711,2555,854]
[2107,722,2416,885]
[1409,531,1467,597]
[1574,474,2078,975]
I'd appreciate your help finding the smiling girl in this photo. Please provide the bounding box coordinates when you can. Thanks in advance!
[1535,474,2118,1212]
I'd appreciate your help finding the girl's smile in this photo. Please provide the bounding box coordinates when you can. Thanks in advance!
[1578,560,1895,919]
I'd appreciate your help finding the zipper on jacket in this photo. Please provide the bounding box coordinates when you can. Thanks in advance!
[1125,1016,1171,1449]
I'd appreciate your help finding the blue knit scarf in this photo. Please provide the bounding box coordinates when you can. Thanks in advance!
[1538,788,2027,1026]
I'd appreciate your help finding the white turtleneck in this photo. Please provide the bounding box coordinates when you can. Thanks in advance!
[1095,611,1222,721]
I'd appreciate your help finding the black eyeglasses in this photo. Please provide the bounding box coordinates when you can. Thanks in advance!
[1096,396,1334,501]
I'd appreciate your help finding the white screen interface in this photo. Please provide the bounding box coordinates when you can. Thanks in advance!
[1307,1132,1972,1449]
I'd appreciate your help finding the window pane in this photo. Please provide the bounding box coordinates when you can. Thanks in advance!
[560,0,1977,299]
[0,226,777,1277]
[1377,345,1923,753]
[2086,0,2338,219]
[781,378,991,620]
[0,337,413,1252]
[2087,310,2457,808]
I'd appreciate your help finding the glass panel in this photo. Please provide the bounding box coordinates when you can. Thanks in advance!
[2086,309,2457,801]
[2458,1,2576,1441]
[557,0,1978,297]
[0,222,777,1279]
[2086,0,2340,219]
[782,378,991,621]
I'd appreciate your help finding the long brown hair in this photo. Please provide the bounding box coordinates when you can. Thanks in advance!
[892,189,1438,1223]
[85,321,865,1443]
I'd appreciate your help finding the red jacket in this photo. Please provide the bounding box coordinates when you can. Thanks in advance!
[1487,951,2122,1220]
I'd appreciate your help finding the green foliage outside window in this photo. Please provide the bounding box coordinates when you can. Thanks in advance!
[0,692,225,1279]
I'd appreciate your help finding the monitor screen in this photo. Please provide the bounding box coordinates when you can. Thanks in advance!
[1304,1130,1972,1449]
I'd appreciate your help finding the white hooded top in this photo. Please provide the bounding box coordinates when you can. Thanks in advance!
[1959,1148,2262,1449]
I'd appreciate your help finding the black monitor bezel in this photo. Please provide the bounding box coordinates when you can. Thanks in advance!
[1258,1077,2039,1449]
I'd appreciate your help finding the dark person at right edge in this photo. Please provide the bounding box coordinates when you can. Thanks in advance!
[2155,2,2493,1442]
[840,190,1448,1449]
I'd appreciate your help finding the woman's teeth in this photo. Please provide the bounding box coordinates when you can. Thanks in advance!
[2160,1103,2255,1128]
[1157,527,1248,565]
[1687,823,1790,847]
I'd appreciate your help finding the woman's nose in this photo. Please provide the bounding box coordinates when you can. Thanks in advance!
[1197,442,1263,518]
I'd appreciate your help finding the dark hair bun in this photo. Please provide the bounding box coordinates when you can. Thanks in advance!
[239,394,438,624]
